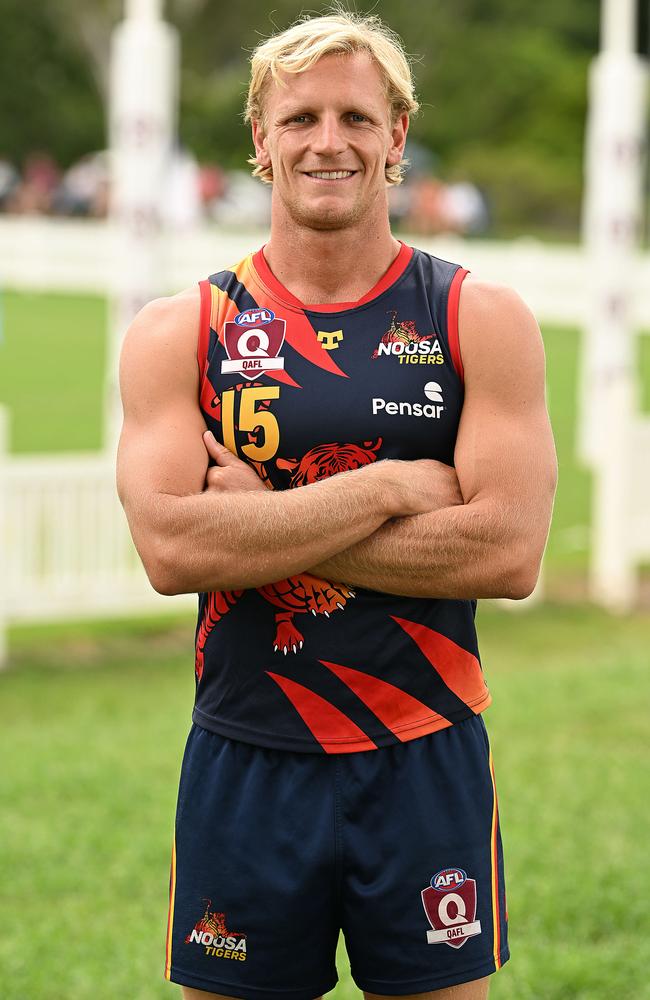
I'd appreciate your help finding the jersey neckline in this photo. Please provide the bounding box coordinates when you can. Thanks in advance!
[251,240,414,314]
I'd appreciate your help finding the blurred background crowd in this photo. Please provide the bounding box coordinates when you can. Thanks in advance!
[0,145,489,234]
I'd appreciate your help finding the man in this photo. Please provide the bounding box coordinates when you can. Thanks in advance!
[117,10,557,1000]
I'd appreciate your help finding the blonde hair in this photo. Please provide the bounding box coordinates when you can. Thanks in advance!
[244,9,419,186]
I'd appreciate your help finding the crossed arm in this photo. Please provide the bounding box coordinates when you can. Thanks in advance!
[311,281,558,598]
[117,279,557,601]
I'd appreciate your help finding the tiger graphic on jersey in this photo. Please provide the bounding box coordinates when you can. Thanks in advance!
[195,438,382,680]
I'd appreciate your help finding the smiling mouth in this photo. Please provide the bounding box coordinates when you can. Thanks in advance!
[303,170,357,180]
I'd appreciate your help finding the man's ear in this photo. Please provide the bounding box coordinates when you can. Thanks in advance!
[386,112,409,168]
[252,120,271,169]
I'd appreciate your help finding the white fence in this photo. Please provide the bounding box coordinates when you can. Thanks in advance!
[0,411,193,663]
[2,216,650,328]
[0,453,193,622]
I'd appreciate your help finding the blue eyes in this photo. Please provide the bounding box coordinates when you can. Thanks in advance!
[289,114,367,124]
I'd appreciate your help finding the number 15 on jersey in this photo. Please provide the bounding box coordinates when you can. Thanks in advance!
[220,386,281,463]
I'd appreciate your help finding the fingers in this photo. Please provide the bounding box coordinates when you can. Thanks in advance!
[205,467,222,491]
[203,430,239,465]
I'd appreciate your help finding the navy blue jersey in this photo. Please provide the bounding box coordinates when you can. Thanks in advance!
[193,242,491,752]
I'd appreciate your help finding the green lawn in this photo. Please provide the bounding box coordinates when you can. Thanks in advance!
[1,291,650,998]
[2,608,649,1000]
[0,290,107,453]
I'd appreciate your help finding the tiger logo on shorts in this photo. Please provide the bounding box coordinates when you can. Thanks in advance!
[185,900,244,943]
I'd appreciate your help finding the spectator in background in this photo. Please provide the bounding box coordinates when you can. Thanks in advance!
[444,181,489,236]
[0,158,19,211]
[8,152,60,214]
[163,145,202,230]
[391,139,488,237]
[52,151,109,218]
[405,174,450,234]
[0,145,486,234]
[198,163,227,208]
[206,169,272,227]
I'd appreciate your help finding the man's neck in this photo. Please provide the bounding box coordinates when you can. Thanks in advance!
[263,214,401,306]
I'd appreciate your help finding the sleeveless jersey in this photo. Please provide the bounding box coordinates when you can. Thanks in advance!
[193,242,491,753]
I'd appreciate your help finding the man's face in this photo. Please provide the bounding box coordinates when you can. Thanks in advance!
[252,51,408,231]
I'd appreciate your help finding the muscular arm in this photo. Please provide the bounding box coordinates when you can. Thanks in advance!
[309,280,558,600]
[116,291,435,596]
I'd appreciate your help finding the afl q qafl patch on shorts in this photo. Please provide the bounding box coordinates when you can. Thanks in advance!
[164,715,509,999]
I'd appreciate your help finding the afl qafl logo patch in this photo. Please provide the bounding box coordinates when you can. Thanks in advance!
[222,315,286,379]
[421,869,482,949]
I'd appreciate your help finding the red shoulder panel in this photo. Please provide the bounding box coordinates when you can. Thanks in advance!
[447,267,469,385]
[198,279,212,375]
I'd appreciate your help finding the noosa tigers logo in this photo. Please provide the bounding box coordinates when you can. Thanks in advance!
[185,899,247,961]
[372,310,443,365]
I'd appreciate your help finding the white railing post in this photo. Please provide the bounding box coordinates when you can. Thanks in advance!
[106,0,179,455]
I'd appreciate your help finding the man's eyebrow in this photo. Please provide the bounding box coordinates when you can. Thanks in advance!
[275,103,378,119]
[275,106,316,118]
[274,103,328,118]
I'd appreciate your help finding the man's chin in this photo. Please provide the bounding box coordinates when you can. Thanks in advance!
[287,199,363,231]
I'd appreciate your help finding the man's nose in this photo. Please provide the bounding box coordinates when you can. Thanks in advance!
[310,114,347,156]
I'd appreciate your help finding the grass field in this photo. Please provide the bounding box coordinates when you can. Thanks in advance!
[2,609,650,1000]
[1,290,650,998]
[0,290,107,453]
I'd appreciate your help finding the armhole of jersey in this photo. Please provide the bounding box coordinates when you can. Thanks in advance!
[197,278,212,376]
[447,267,469,385]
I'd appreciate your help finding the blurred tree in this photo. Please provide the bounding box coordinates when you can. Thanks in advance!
[0,0,607,236]
[50,0,121,102]
[397,0,599,235]
[0,0,105,168]
[168,0,309,166]
[165,0,601,236]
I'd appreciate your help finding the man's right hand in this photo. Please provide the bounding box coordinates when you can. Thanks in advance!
[203,431,269,494]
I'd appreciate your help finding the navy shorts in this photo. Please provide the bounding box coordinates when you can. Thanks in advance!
[164,716,509,998]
